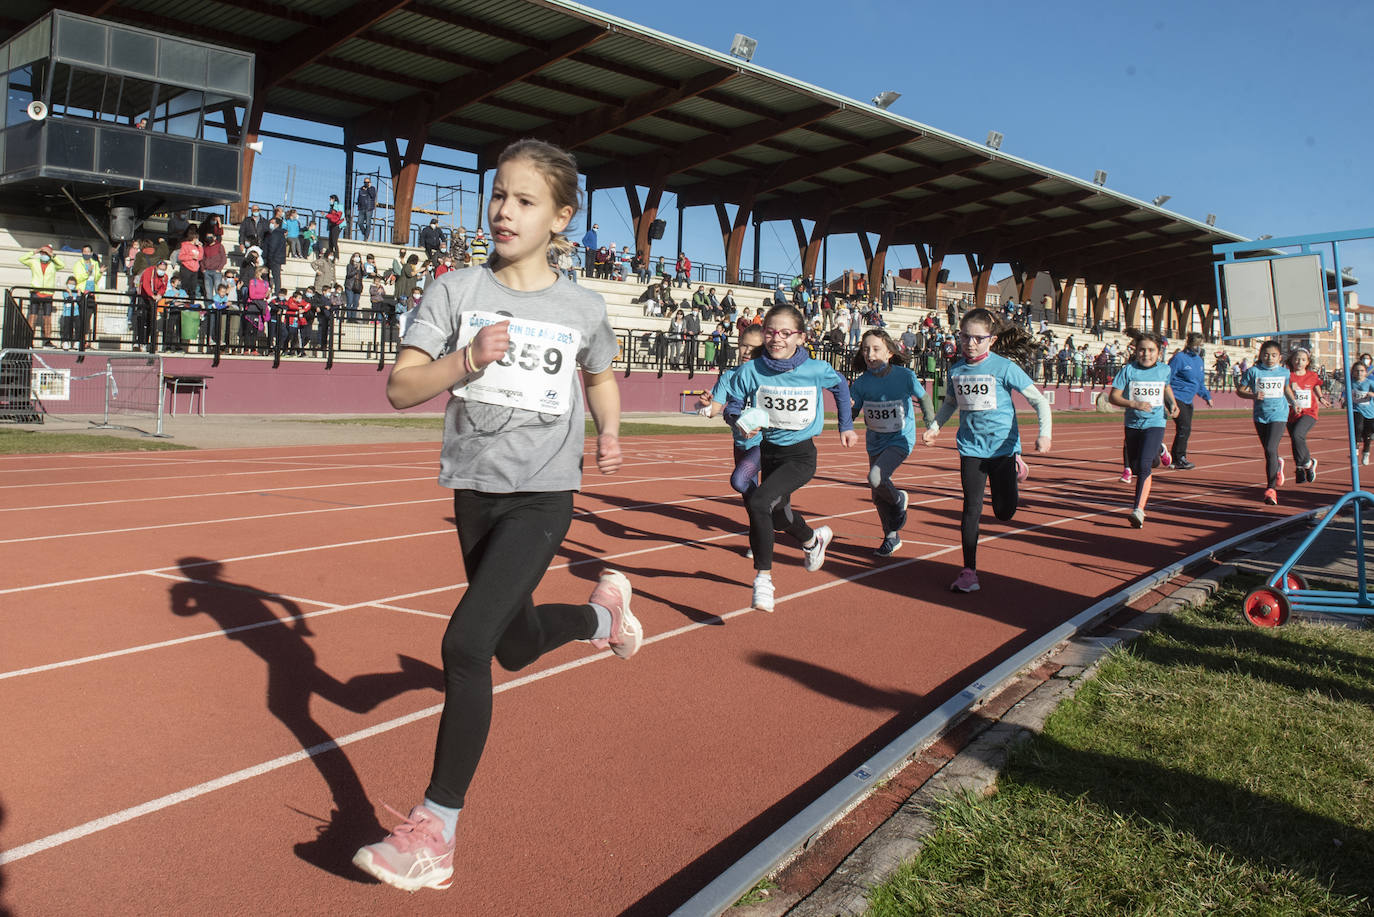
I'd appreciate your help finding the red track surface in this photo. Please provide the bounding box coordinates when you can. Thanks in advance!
[0,417,1348,916]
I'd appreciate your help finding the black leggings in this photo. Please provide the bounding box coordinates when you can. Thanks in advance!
[1287,414,1316,470]
[959,453,1019,571]
[1254,420,1286,488]
[747,439,818,570]
[1358,415,1374,450]
[427,490,597,809]
[1171,401,1194,460]
[1124,425,1166,506]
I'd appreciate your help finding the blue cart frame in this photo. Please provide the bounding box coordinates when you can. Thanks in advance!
[1213,228,1374,625]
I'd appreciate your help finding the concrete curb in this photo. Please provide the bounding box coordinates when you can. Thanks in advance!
[773,564,1237,917]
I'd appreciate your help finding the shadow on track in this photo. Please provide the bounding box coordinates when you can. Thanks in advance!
[168,556,443,882]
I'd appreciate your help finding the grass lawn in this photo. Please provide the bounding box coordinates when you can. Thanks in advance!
[866,576,1374,916]
[0,429,189,454]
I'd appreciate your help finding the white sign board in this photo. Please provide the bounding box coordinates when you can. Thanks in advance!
[1221,253,1330,339]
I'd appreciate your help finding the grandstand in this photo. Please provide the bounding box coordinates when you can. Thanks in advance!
[0,1,1288,418]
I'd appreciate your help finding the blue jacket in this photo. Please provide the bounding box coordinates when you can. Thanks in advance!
[1168,349,1212,404]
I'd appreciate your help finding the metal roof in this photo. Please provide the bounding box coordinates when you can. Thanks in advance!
[1,0,1264,303]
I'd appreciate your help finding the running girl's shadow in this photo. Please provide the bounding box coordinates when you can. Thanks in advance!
[168,557,443,882]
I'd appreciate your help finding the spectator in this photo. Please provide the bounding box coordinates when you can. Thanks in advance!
[261,217,286,293]
[632,248,649,284]
[420,218,446,265]
[59,276,81,349]
[312,250,337,295]
[683,304,702,370]
[283,209,303,258]
[302,220,319,257]
[176,225,203,302]
[71,244,102,344]
[324,194,344,257]
[580,222,598,272]
[666,309,685,367]
[556,247,576,283]
[202,230,227,311]
[675,251,691,288]
[394,254,421,302]
[720,288,737,321]
[900,323,917,354]
[356,177,377,241]
[238,204,266,250]
[450,226,469,263]
[135,258,168,349]
[882,269,896,311]
[469,229,489,265]
[167,210,190,240]
[20,243,66,346]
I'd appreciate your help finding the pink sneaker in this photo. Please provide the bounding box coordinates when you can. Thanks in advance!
[352,804,455,892]
[1159,443,1172,468]
[1014,453,1029,482]
[587,569,643,659]
[950,567,980,593]
[1120,467,1132,484]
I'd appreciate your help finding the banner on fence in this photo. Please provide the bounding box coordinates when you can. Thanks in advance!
[31,368,70,400]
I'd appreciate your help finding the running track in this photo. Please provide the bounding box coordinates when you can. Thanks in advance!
[0,417,1347,916]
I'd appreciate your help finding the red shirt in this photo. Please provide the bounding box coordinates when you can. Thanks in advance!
[1289,370,1322,421]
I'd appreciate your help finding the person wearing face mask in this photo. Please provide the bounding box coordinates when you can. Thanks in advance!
[136,259,170,351]
[239,205,267,250]
[20,244,66,346]
[344,253,364,327]
[262,218,287,293]
[71,245,102,346]
[60,277,82,349]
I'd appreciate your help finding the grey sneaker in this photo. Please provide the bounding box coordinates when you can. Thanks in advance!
[803,525,832,573]
[1129,508,1145,528]
[874,532,901,558]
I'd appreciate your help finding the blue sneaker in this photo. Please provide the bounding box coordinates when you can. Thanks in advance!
[874,533,901,558]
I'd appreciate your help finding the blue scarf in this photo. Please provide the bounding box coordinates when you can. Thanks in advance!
[759,348,808,373]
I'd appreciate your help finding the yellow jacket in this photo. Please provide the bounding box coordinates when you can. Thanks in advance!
[71,255,102,290]
[19,251,66,292]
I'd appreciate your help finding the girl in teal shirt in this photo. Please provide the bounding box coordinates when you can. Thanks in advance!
[1238,340,1297,505]
[1108,331,1179,528]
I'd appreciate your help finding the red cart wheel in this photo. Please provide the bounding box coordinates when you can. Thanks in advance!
[1283,571,1308,591]
[1243,587,1290,628]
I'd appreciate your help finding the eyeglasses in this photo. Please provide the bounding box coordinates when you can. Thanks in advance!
[957,332,993,344]
[764,328,802,338]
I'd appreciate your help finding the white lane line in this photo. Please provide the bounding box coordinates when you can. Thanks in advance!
[0,475,439,514]
[0,490,1134,867]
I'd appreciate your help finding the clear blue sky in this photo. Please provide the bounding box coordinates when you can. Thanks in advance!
[259,0,1374,298]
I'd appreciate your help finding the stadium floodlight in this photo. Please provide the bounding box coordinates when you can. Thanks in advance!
[1151,195,1171,207]
[1092,170,1107,186]
[986,130,1004,150]
[1205,213,1216,226]
[871,91,901,110]
[1257,234,1273,240]
[728,33,757,62]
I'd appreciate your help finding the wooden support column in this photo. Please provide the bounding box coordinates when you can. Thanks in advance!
[967,252,996,310]
[230,99,265,225]
[723,198,753,284]
[801,216,829,283]
[924,244,947,314]
[1204,304,1219,341]
[1011,261,1037,305]
[1146,294,1163,334]
[390,128,428,246]
[791,219,808,271]
[630,184,664,264]
[1124,288,1143,330]
[1055,275,1077,324]
[868,220,897,298]
[856,231,875,294]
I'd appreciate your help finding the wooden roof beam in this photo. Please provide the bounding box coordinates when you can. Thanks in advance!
[585,103,836,190]
[753,154,987,221]
[482,67,737,162]
[353,25,607,143]
[676,130,916,206]
[258,0,414,89]
[405,2,539,48]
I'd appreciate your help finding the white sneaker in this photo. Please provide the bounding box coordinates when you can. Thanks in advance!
[803,525,832,573]
[752,573,775,612]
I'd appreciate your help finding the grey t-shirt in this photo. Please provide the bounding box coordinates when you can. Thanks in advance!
[401,266,618,493]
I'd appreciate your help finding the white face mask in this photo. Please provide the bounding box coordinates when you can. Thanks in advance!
[156,268,166,276]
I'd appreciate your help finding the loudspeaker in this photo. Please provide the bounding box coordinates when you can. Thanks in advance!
[648,218,666,240]
[936,268,950,283]
[26,100,47,121]
[110,206,137,242]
